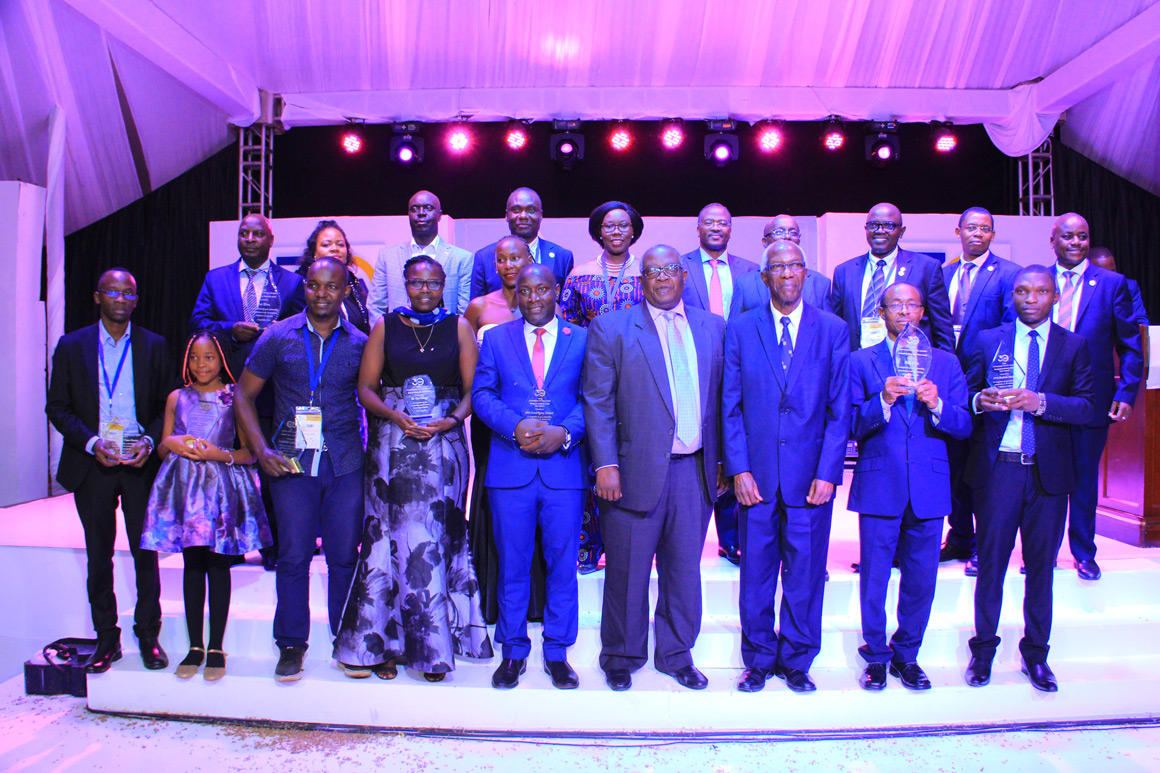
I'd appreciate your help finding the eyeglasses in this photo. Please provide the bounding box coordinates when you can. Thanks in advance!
[699,219,730,229]
[762,262,807,276]
[641,264,682,279]
[961,224,994,234]
[766,228,801,239]
[601,222,632,234]
[406,279,445,290]
[99,289,138,301]
[865,222,900,233]
[883,301,923,312]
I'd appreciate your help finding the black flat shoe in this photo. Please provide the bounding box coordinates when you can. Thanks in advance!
[889,660,931,690]
[543,659,579,690]
[737,667,768,693]
[717,545,741,566]
[1075,559,1101,581]
[660,665,708,690]
[965,657,992,687]
[774,664,816,693]
[1021,658,1058,692]
[604,668,632,691]
[139,638,168,670]
[859,662,887,691]
[491,658,526,689]
[85,641,122,674]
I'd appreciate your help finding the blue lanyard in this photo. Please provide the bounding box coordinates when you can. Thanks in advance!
[303,326,340,404]
[98,335,131,411]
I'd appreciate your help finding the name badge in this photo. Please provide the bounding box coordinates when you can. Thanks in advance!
[294,406,323,450]
[861,316,887,348]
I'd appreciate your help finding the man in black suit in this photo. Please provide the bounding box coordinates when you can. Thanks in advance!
[583,245,726,692]
[964,265,1095,692]
[678,203,757,566]
[470,188,574,299]
[46,269,175,673]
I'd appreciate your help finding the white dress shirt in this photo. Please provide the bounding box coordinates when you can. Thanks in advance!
[86,321,139,454]
[238,257,274,297]
[1052,259,1088,332]
[699,248,735,320]
[410,235,444,258]
[995,318,1051,453]
[770,298,803,349]
[860,247,900,310]
[947,250,990,310]
[647,300,702,454]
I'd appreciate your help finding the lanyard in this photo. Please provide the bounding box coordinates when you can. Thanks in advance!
[303,326,340,405]
[601,256,630,304]
[98,335,131,411]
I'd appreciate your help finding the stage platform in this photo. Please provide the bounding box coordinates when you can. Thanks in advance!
[3,482,1159,735]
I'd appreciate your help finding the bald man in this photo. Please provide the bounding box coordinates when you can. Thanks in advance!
[470,187,574,299]
[367,190,473,323]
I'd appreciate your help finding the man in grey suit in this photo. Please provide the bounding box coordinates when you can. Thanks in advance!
[583,245,726,693]
[735,215,831,312]
[366,190,472,323]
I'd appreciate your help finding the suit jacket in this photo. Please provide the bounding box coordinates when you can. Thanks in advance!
[367,239,473,323]
[848,341,971,519]
[1126,278,1149,326]
[46,323,175,492]
[964,323,1095,495]
[735,268,831,314]
[1062,264,1144,425]
[583,303,725,513]
[470,238,574,299]
[943,252,1020,368]
[472,318,587,489]
[829,249,954,352]
[722,303,851,507]
[679,249,759,320]
[189,258,305,379]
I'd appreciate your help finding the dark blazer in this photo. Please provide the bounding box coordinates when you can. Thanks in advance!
[963,322,1095,495]
[735,268,831,314]
[1063,264,1144,424]
[583,303,725,513]
[472,318,588,489]
[1126,278,1149,326]
[848,341,972,519]
[46,323,174,492]
[722,303,850,506]
[678,249,759,320]
[829,249,955,352]
[943,252,1020,367]
[189,259,305,377]
[470,238,574,299]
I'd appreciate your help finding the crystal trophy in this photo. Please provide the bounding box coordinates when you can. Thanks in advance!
[251,303,280,330]
[183,399,220,443]
[271,418,305,474]
[101,420,145,460]
[522,388,556,424]
[891,324,933,393]
[987,337,1025,400]
[403,375,437,423]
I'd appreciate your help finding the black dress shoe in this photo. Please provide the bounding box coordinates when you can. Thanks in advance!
[1076,559,1101,581]
[543,659,579,689]
[84,640,122,674]
[774,664,816,693]
[965,657,992,687]
[939,542,972,562]
[491,658,526,689]
[1021,658,1058,692]
[964,552,979,577]
[717,545,741,566]
[889,660,931,690]
[604,668,632,691]
[578,563,602,576]
[859,662,887,691]
[660,665,708,690]
[737,667,768,693]
[139,638,168,670]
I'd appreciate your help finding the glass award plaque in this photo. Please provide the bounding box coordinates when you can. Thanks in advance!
[892,324,933,393]
[251,303,280,330]
[101,420,144,460]
[271,418,305,474]
[403,375,437,423]
[184,400,220,442]
[522,388,556,424]
[987,338,1024,395]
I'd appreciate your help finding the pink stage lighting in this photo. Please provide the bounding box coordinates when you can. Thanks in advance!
[341,132,362,154]
[757,123,782,152]
[447,126,472,153]
[609,125,632,151]
[505,126,528,150]
[935,127,957,152]
[875,144,893,161]
[661,120,684,150]
[823,130,845,150]
[713,143,732,162]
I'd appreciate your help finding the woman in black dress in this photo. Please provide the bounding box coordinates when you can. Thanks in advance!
[299,219,371,333]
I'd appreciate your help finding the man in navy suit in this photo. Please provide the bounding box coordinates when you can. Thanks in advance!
[723,240,850,693]
[939,208,1021,574]
[849,282,971,691]
[470,188,574,299]
[583,245,726,693]
[678,203,758,565]
[1089,247,1150,366]
[473,264,588,691]
[964,265,1095,692]
[828,203,954,353]
[735,215,831,312]
[1048,214,1143,581]
[46,269,175,674]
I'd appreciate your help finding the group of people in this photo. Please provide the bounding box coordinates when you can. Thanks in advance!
[45,186,1145,699]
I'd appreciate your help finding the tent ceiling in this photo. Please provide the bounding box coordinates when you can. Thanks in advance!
[2,0,1159,233]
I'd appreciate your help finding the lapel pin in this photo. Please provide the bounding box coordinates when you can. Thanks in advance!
[898,267,906,277]
[563,327,571,335]
[1088,279,1096,286]
[988,265,995,271]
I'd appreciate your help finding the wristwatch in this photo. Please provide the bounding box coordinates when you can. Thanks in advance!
[1034,393,1047,417]
[562,427,572,451]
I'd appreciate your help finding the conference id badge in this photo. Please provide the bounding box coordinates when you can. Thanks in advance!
[861,316,887,348]
[294,407,323,450]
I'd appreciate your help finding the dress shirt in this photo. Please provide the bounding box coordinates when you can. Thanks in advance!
[994,319,1051,453]
[410,235,444,258]
[526,237,542,264]
[770,299,803,350]
[523,315,559,368]
[647,300,702,454]
[238,258,274,297]
[947,251,990,310]
[1052,259,1088,332]
[87,321,139,454]
[699,248,735,320]
[860,247,900,311]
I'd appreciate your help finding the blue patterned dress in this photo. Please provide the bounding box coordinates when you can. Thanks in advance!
[141,386,271,555]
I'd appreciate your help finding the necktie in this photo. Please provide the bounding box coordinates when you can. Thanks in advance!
[709,258,725,317]
[779,317,793,374]
[662,311,699,447]
[1023,330,1040,456]
[1057,271,1076,330]
[862,259,887,319]
[532,328,547,389]
[243,268,260,323]
[952,262,975,326]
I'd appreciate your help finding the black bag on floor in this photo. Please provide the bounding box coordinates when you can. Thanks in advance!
[24,638,97,697]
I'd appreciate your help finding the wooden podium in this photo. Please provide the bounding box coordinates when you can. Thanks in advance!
[1097,385,1160,547]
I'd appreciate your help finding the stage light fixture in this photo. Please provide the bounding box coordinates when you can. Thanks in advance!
[505,121,529,150]
[661,119,685,150]
[389,122,424,165]
[756,121,783,153]
[864,121,900,167]
[933,122,957,153]
[822,116,845,151]
[341,132,362,154]
[447,123,472,154]
[704,119,739,166]
[550,120,585,170]
[609,122,632,151]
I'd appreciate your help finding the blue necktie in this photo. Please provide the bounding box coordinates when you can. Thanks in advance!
[779,317,793,373]
[1022,330,1040,456]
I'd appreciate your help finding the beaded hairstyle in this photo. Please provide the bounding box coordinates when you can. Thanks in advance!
[182,330,235,386]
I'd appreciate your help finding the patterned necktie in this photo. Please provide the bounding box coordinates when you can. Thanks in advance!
[779,317,793,373]
[1057,271,1076,330]
[243,268,260,323]
[662,311,698,447]
[1022,330,1040,456]
[862,259,887,319]
[952,262,975,326]
[709,258,725,317]
[532,328,547,389]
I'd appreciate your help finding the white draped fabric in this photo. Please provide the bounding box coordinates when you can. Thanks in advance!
[1,0,1159,232]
